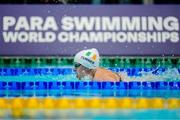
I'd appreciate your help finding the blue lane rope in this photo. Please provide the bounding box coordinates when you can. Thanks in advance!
[0,67,176,76]
[0,81,179,97]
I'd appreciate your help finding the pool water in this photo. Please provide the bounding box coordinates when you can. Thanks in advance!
[0,66,180,119]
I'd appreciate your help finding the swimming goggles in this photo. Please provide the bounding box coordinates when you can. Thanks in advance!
[74,63,81,68]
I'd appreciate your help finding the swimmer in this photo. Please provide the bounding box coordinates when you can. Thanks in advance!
[74,48,125,82]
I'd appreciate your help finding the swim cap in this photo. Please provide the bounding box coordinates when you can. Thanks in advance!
[74,48,99,69]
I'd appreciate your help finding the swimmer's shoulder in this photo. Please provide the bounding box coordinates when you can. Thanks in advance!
[96,67,112,73]
[96,67,121,82]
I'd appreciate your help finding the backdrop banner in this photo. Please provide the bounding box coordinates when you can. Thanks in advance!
[0,5,180,56]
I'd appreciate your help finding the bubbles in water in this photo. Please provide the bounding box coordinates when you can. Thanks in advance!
[162,68,180,81]
[81,75,93,82]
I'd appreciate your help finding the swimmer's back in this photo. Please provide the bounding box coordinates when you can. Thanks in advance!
[93,68,121,82]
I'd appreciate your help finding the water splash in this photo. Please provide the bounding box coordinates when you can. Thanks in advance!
[125,67,180,82]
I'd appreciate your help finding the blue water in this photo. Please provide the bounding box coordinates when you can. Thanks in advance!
[0,67,180,119]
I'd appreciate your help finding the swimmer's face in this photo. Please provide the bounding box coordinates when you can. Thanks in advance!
[74,63,88,80]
